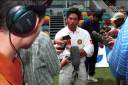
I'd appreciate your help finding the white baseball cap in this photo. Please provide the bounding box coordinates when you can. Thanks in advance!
[111,12,125,21]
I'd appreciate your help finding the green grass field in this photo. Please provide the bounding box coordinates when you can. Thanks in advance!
[54,68,115,85]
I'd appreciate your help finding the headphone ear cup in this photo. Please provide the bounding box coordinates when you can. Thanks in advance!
[6,5,37,35]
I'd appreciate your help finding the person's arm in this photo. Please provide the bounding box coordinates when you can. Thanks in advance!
[79,49,87,57]
[60,57,70,69]
[54,39,70,69]
[53,39,66,55]
[41,35,60,77]
[54,31,67,55]
[82,31,94,57]
[103,35,115,49]
[54,30,72,68]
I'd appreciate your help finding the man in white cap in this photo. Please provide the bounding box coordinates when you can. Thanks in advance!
[105,12,126,85]
[106,12,125,41]
[110,12,125,29]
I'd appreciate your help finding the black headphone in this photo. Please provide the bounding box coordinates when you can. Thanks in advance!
[6,5,37,35]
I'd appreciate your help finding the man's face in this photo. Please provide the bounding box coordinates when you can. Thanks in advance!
[66,13,79,31]
[113,18,124,28]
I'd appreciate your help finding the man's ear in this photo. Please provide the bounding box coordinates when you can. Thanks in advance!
[113,20,118,23]
[65,19,67,25]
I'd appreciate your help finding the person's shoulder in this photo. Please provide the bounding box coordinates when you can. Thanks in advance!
[0,74,10,85]
[78,27,89,34]
[32,32,50,45]
[40,32,50,39]
[40,31,49,37]
[58,26,67,32]
[56,26,67,35]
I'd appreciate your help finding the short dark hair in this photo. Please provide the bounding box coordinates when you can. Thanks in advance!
[93,9,105,21]
[66,8,81,20]
[0,0,19,27]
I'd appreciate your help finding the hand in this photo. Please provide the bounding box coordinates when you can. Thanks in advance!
[60,57,70,69]
[54,38,67,54]
[103,35,115,49]
[107,29,119,38]
[80,49,87,57]
[102,35,113,45]
[99,43,104,48]
[108,39,115,49]
[104,36,113,42]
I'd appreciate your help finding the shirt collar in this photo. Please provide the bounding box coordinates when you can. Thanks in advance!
[65,25,80,33]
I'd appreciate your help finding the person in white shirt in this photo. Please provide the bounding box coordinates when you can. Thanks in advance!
[54,7,94,85]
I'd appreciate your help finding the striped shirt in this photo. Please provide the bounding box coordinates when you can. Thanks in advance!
[20,32,60,85]
[108,17,128,81]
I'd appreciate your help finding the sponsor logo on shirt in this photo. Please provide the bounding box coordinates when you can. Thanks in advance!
[77,39,82,45]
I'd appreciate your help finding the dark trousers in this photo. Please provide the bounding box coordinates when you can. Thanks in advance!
[85,47,98,76]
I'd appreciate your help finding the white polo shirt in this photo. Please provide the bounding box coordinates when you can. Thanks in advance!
[55,26,94,60]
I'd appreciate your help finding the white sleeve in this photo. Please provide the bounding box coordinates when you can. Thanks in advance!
[55,30,63,40]
[83,32,94,57]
